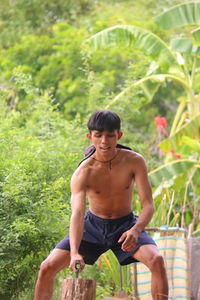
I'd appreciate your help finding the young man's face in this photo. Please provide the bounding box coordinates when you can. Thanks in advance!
[87,130,123,153]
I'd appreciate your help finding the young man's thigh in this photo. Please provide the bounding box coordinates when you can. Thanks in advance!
[42,249,70,273]
[132,244,161,267]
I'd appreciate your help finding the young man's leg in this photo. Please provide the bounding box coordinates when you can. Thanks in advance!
[34,249,70,300]
[133,244,168,300]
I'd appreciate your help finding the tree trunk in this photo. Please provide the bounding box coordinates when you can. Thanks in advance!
[61,278,96,300]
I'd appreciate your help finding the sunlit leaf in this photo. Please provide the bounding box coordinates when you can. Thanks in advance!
[192,27,200,45]
[182,136,200,153]
[155,2,200,30]
[85,25,177,65]
[106,73,189,109]
[106,75,163,109]
[169,213,180,227]
[149,159,197,186]
[101,251,120,287]
[170,37,200,55]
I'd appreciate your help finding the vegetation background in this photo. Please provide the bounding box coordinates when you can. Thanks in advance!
[0,0,199,299]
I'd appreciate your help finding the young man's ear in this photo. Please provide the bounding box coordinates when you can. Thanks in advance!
[86,133,92,140]
[118,131,123,140]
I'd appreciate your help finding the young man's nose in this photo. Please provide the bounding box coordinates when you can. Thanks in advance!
[101,136,108,143]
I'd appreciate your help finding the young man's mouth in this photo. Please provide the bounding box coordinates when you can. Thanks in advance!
[100,146,111,151]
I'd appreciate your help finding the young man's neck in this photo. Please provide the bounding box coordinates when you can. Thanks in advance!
[94,147,118,161]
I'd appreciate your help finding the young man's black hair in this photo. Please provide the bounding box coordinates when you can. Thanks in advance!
[87,110,121,132]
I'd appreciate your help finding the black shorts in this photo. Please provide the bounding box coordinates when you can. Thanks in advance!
[55,210,156,265]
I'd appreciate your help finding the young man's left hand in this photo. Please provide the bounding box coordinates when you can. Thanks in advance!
[118,229,139,252]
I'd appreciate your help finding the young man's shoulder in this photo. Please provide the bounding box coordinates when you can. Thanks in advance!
[122,148,145,161]
[70,162,91,189]
[72,157,93,179]
[121,149,147,173]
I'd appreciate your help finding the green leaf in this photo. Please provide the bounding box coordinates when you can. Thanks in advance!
[101,251,120,287]
[85,25,177,65]
[149,159,197,187]
[170,37,200,55]
[169,212,181,227]
[192,27,200,45]
[106,75,163,109]
[159,114,200,152]
[182,136,200,153]
[106,74,189,109]
[155,2,200,30]
[173,173,188,190]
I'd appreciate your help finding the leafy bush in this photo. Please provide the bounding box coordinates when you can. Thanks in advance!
[0,74,87,299]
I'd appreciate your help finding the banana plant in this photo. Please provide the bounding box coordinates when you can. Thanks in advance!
[148,157,200,230]
[85,1,200,143]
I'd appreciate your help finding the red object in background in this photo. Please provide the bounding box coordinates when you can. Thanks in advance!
[154,116,168,137]
[154,116,167,128]
[171,151,181,158]
[162,149,182,158]
[154,116,181,158]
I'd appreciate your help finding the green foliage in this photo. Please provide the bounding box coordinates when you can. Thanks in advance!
[0,73,87,299]
[0,0,95,47]
[160,114,200,152]
[0,24,89,118]
[100,250,132,295]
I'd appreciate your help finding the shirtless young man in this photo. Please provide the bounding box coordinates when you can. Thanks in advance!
[34,110,168,300]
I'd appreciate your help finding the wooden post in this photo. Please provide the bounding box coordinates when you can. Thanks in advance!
[133,263,140,299]
[61,278,96,300]
[187,223,193,300]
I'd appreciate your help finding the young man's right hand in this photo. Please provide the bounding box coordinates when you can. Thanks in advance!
[69,254,85,273]
[118,228,139,252]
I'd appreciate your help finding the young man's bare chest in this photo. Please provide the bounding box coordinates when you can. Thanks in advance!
[76,149,139,217]
[83,164,134,217]
[86,163,134,197]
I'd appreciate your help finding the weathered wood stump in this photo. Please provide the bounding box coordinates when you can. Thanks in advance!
[61,278,96,300]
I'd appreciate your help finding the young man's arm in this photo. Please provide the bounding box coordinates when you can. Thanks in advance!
[69,169,87,272]
[119,154,154,252]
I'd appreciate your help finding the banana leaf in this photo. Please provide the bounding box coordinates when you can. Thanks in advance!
[101,251,120,287]
[182,136,200,153]
[192,27,200,45]
[106,75,163,109]
[149,159,197,187]
[101,250,132,292]
[155,2,200,30]
[106,73,189,109]
[85,25,177,65]
[170,37,200,55]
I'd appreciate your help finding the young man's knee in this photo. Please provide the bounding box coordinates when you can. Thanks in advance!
[150,253,165,273]
[39,259,56,279]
